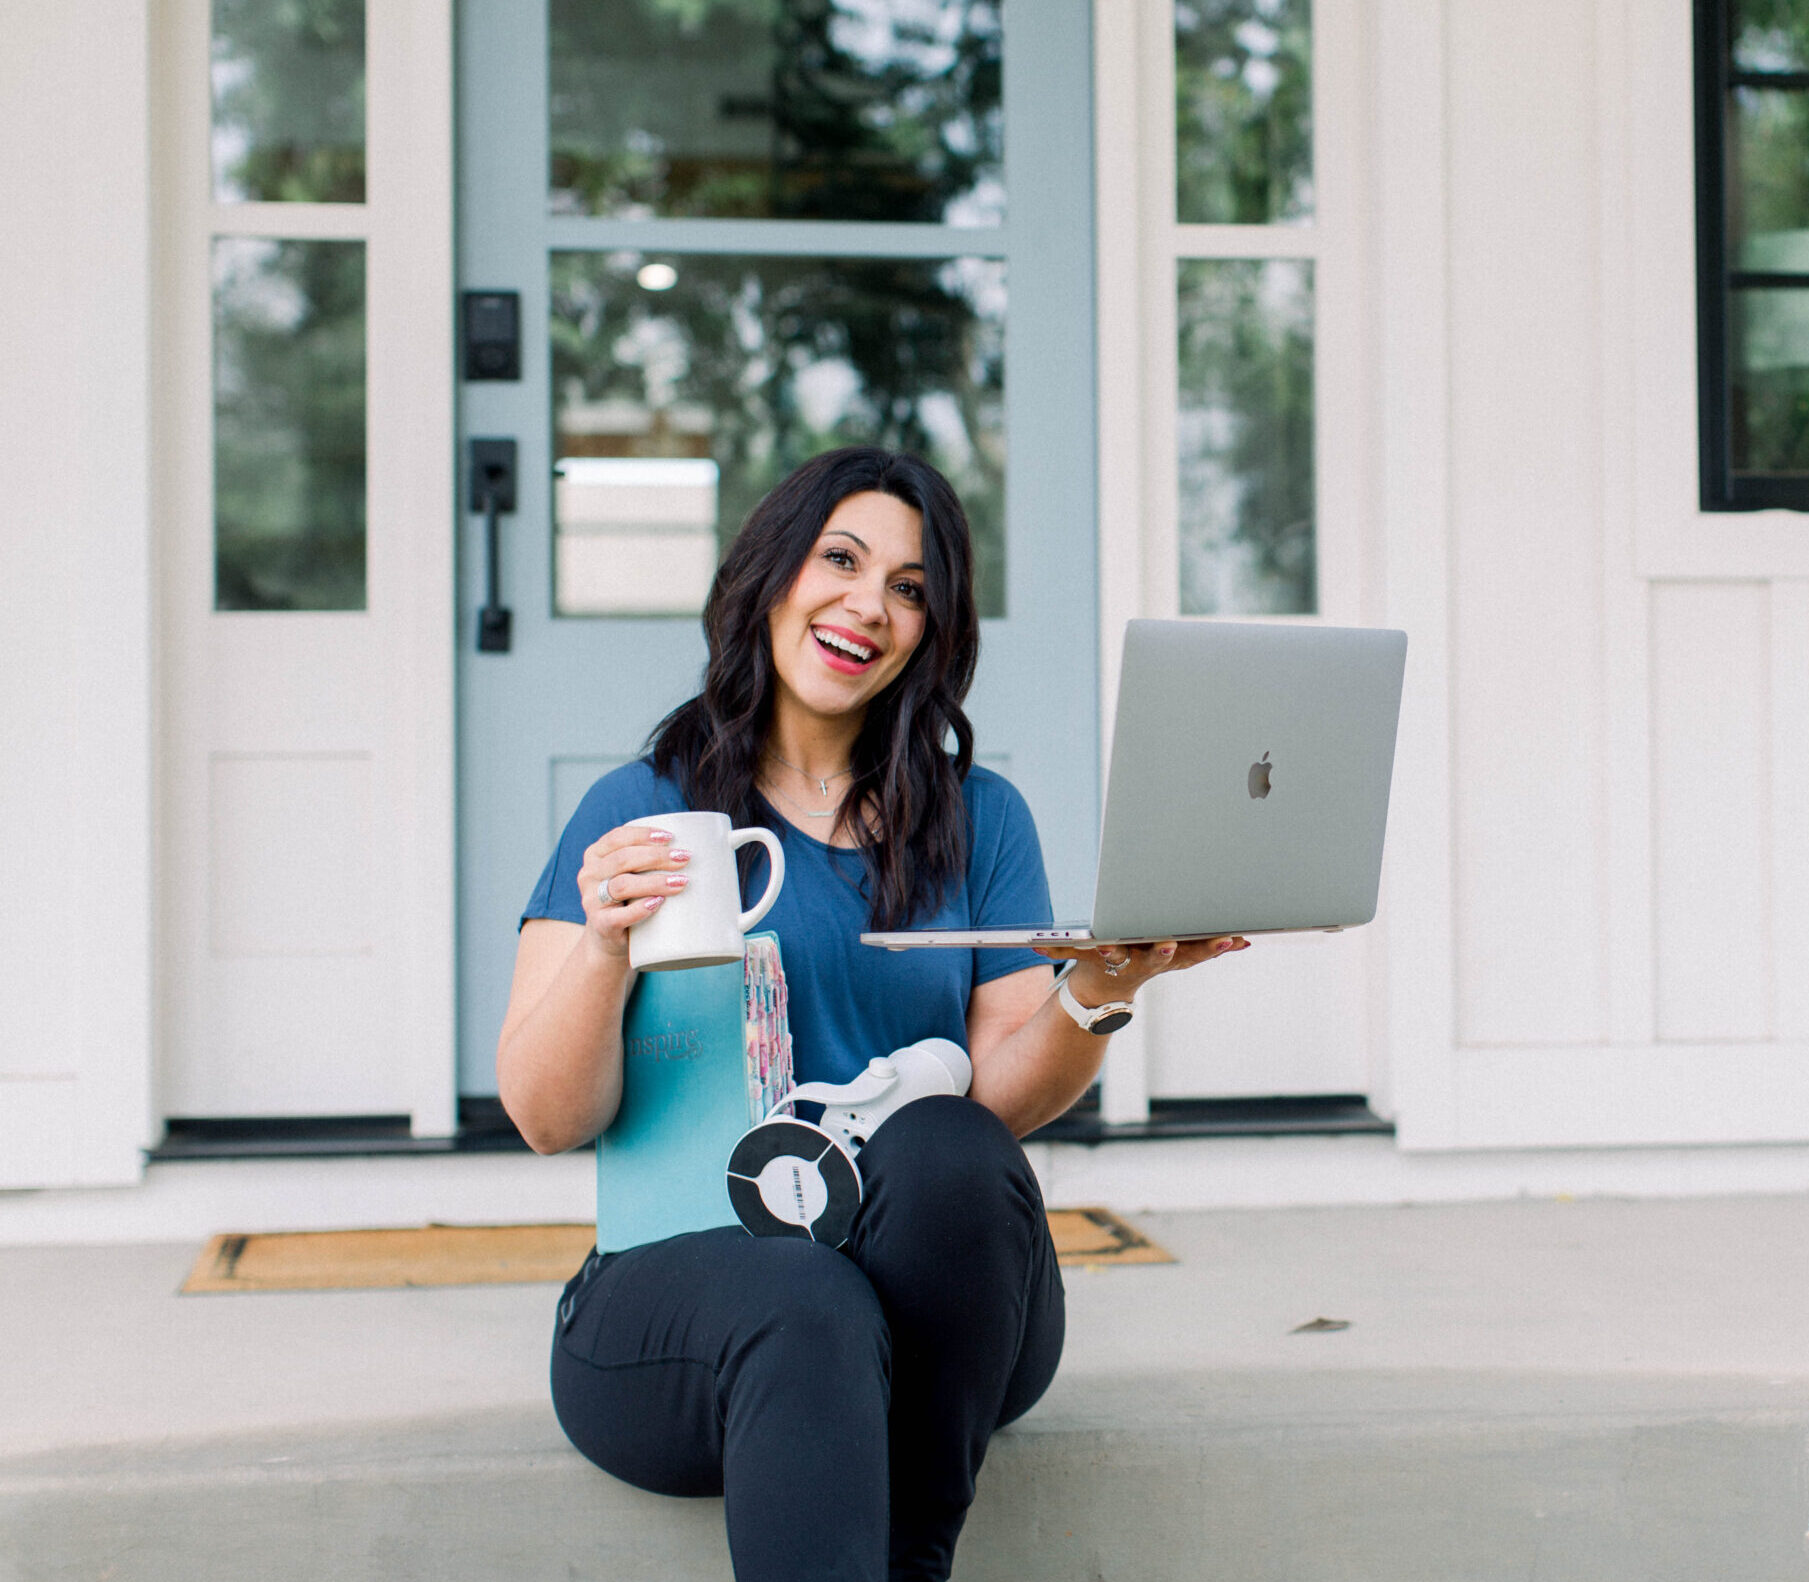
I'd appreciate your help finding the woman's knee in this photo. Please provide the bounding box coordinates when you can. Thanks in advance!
[859,1094,1038,1212]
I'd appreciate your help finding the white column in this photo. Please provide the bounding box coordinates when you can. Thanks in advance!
[0,2,155,1186]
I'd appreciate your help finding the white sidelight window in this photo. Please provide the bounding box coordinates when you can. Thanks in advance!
[1094,0,1375,1119]
[154,0,457,1134]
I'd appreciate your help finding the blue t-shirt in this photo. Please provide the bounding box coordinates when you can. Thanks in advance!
[520,758,1053,1086]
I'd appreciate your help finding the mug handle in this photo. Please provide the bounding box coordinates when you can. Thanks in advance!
[731,826,786,932]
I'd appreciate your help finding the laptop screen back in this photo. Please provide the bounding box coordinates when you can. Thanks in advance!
[1089,620,1407,938]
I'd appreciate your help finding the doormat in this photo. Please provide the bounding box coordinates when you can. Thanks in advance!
[180,1223,597,1293]
[181,1209,1171,1293]
[1047,1206,1173,1266]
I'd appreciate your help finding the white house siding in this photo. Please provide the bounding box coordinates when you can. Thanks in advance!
[1448,0,1611,1052]
[1412,0,1809,1149]
[0,1,156,1187]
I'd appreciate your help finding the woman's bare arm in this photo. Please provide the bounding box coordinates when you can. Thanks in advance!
[963,962,1085,1137]
[495,823,690,1154]
[496,920,634,1154]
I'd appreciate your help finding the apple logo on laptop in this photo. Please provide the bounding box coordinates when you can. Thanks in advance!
[1248,752,1273,800]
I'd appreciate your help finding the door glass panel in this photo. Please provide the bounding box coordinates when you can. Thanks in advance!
[547,0,1003,224]
[1174,0,1312,225]
[1175,258,1314,615]
[213,238,367,611]
[211,0,366,203]
[1731,284,1809,475]
[550,250,1006,616]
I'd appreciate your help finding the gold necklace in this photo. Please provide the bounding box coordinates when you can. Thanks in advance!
[763,749,853,803]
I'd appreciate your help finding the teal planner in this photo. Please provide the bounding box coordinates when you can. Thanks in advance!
[595,932,788,1252]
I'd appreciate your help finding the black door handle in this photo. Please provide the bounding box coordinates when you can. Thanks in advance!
[468,438,517,652]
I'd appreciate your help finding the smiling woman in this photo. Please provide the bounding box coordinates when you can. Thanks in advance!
[762,491,928,752]
[644,449,976,930]
[496,445,1248,1580]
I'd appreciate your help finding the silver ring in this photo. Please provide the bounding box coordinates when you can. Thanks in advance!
[600,874,618,906]
[1102,954,1126,977]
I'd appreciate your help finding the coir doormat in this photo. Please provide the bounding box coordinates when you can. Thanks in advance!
[181,1209,1171,1294]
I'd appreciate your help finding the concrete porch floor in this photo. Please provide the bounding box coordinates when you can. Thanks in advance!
[6,1193,1809,1580]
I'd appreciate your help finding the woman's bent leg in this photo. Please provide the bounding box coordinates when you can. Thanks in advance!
[551,1226,892,1582]
[845,1095,1067,1582]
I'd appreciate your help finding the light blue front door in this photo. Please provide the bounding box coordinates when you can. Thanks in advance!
[456,0,1099,1095]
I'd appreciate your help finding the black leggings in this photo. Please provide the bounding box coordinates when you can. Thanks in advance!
[550,1094,1066,1582]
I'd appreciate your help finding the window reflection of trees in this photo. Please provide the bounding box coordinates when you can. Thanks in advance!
[1174,0,1311,226]
[211,0,366,204]
[214,239,367,611]
[1725,4,1809,478]
[549,0,1003,224]
[1176,259,1314,616]
[550,252,1006,614]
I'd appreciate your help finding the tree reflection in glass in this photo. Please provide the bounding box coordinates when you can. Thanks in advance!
[549,251,1006,615]
[1727,1,1809,477]
[1732,87,1809,267]
[1176,259,1314,615]
[1733,0,1809,74]
[1731,287,1809,476]
[213,239,366,611]
[548,0,1003,224]
[211,0,365,204]
[1175,0,1311,225]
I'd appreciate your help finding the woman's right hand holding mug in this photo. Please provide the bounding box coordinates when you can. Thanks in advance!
[577,823,690,959]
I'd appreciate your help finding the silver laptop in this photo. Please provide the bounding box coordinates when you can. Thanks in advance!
[861,619,1408,950]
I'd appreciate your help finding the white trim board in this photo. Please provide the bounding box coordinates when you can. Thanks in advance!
[0,1080,139,1192]
[1371,0,1458,1141]
[12,1135,1809,1246]
[1451,1042,1809,1150]
[1033,1130,1809,1214]
[1092,0,1151,1125]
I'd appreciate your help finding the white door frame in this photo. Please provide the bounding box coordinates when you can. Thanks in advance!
[1092,0,1404,1121]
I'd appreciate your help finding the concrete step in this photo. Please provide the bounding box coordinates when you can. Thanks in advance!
[8,1374,1809,1581]
[11,1196,1809,1579]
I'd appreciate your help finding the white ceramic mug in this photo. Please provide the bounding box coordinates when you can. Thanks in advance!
[627,811,786,972]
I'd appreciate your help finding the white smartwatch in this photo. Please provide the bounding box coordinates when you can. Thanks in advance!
[1054,963,1135,1035]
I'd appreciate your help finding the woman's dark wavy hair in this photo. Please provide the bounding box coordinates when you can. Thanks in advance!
[646,446,980,930]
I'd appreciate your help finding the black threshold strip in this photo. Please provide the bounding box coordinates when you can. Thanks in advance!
[149,1099,532,1160]
[1026,1094,1393,1145]
[150,1095,1391,1160]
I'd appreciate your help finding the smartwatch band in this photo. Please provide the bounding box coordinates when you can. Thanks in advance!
[1054,964,1135,1035]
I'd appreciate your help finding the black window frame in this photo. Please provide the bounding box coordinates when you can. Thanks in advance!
[1695,0,1809,511]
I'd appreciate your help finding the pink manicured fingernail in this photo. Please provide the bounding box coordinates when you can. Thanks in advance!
[668,849,691,863]
[647,830,672,842]
[643,896,663,911]
[666,875,688,890]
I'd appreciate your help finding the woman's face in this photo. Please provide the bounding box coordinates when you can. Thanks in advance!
[766,490,929,734]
